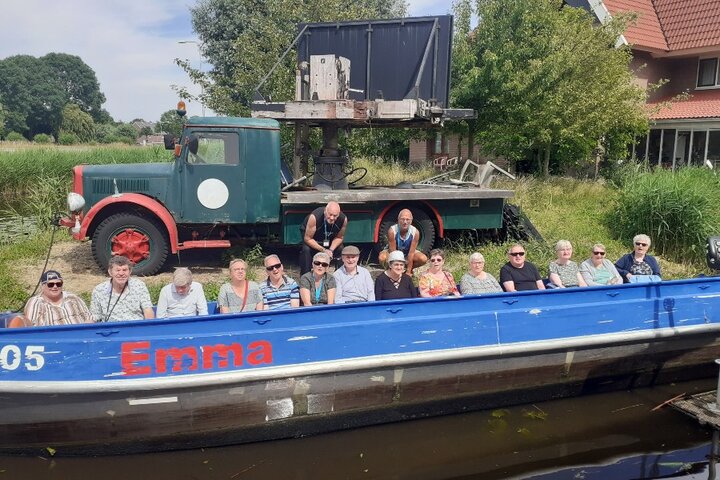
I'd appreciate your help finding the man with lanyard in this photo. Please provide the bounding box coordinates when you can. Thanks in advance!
[378,209,427,276]
[299,201,348,274]
[333,245,375,303]
[90,255,155,322]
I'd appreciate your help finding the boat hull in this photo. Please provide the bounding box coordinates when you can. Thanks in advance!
[2,278,720,454]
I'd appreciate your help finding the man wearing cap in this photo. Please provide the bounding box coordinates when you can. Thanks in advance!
[299,201,348,275]
[156,267,209,318]
[19,270,93,327]
[90,255,155,322]
[333,245,375,303]
[374,250,417,300]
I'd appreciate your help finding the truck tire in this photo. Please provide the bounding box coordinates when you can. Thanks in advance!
[376,207,437,256]
[92,213,169,276]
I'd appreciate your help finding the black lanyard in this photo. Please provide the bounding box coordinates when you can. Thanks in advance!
[104,280,128,322]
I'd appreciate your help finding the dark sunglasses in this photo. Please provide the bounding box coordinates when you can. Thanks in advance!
[593,251,606,256]
[265,263,282,271]
[45,281,63,288]
[313,261,330,267]
[430,258,443,263]
[509,252,525,257]
[635,242,648,247]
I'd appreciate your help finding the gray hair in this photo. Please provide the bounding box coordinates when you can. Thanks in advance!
[592,243,606,252]
[108,255,133,270]
[469,252,485,263]
[228,258,247,269]
[313,251,331,263]
[264,254,281,266]
[555,239,572,251]
[173,267,192,287]
[633,234,651,246]
[507,243,524,254]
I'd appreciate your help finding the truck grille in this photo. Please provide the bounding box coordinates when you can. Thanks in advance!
[92,178,150,195]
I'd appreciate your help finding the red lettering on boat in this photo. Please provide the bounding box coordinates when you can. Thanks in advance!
[120,340,273,376]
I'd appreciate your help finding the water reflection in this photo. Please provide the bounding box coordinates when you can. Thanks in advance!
[0,379,716,480]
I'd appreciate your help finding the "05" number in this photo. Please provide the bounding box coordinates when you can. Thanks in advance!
[0,345,45,371]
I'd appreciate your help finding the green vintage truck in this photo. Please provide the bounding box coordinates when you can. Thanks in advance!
[59,16,518,275]
[60,114,513,275]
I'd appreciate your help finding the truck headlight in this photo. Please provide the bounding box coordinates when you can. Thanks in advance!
[67,192,85,212]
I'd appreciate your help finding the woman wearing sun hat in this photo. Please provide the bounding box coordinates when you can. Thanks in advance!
[374,250,417,300]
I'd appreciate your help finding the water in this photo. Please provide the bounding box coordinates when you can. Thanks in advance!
[1,379,716,480]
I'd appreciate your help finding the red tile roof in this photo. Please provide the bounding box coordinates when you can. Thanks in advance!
[653,0,720,51]
[602,0,720,52]
[648,88,720,120]
[603,0,668,51]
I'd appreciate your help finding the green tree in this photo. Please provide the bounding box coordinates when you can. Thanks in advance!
[452,0,648,176]
[155,110,184,137]
[60,103,96,142]
[0,53,106,139]
[0,100,5,138]
[183,0,407,116]
[116,123,139,143]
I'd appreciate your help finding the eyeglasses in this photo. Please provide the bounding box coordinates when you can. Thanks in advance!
[313,261,330,267]
[635,242,648,247]
[509,252,525,257]
[471,261,485,265]
[265,263,282,271]
[430,258,443,263]
[45,281,63,288]
[593,251,606,256]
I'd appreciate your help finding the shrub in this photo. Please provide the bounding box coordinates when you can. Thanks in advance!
[5,132,26,142]
[32,133,52,144]
[58,132,78,145]
[613,167,720,263]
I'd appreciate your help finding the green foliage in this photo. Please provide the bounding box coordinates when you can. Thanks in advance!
[186,0,407,116]
[452,0,648,175]
[351,157,434,186]
[0,231,58,310]
[32,133,52,144]
[0,100,5,138]
[58,132,78,145]
[0,53,106,139]
[156,110,184,137]
[60,104,96,142]
[613,168,720,263]
[344,128,411,163]
[5,132,27,142]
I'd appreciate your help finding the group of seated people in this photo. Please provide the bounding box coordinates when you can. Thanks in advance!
[9,231,661,328]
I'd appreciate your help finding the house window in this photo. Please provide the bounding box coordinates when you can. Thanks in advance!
[434,132,445,154]
[708,131,720,167]
[697,58,718,87]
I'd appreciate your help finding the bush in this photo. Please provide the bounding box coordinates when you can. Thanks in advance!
[58,132,78,145]
[613,167,720,263]
[5,132,26,142]
[32,133,52,144]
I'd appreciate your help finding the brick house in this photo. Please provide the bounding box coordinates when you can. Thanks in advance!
[579,0,720,168]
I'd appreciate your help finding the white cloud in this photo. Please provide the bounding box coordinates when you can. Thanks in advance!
[0,0,205,122]
[0,1,452,123]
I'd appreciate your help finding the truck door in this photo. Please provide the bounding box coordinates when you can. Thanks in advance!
[180,130,247,223]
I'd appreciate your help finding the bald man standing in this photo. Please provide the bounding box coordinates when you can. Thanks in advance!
[299,201,348,274]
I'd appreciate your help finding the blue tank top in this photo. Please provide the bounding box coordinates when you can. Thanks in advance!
[393,224,417,256]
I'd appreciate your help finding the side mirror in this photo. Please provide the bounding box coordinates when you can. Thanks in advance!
[163,134,177,150]
[188,135,199,155]
[707,236,720,270]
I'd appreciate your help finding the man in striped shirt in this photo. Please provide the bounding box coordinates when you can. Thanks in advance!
[257,254,300,310]
[20,270,94,327]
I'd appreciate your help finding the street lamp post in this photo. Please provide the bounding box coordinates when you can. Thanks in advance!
[178,40,205,116]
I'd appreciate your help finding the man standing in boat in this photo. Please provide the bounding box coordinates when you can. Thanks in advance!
[500,244,546,292]
[378,209,427,276]
[257,254,300,310]
[300,201,348,274]
[90,256,155,322]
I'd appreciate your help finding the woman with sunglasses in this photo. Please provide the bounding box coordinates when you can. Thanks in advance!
[419,249,460,297]
[614,234,661,283]
[579,243,623,286]
[18,270,93,327]
[299,252,337,306]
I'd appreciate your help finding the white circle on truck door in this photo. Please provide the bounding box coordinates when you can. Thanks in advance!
[197,179,229,209]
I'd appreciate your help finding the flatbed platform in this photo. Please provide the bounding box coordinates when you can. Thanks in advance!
[281,186,515,204]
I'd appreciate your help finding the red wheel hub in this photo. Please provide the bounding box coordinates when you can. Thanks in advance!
[111,229,151,264]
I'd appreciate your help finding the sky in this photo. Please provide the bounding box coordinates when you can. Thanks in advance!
[1,1,453,124]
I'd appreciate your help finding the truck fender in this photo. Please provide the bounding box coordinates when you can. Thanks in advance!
[373,201,444,242]
[79,193,180,253]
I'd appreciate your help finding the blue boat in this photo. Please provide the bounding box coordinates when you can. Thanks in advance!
[1,277,720,455]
